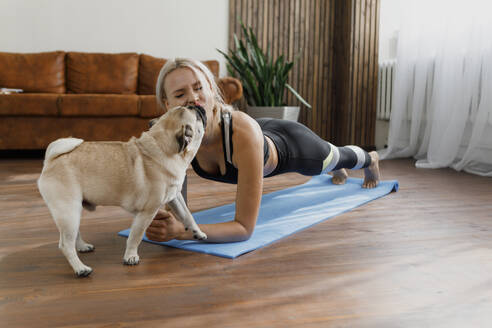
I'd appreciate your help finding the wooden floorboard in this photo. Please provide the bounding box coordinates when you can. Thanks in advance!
[0,158,491,327]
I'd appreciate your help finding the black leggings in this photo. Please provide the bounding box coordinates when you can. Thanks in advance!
[257,118,372,177]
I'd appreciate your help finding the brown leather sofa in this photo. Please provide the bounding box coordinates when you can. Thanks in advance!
[0,51,243,150]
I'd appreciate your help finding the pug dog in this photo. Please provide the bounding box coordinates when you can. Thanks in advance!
[37,105,207,277]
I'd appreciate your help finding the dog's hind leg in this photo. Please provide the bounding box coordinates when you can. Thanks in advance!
[39,178,92,277]
[78,200,96,252]
[123,209,159,266]
[76,231,95,253]
[54,202,93,277]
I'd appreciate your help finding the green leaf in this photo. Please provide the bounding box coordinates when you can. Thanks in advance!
[218,21,309,108]
[285,83,311,108]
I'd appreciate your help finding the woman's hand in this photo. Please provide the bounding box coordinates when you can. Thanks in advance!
[145,209,185,242]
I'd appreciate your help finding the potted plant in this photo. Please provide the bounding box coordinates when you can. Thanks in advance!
[218,22,311,121]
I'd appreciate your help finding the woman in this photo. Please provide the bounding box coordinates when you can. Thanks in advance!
[145,58,380,243]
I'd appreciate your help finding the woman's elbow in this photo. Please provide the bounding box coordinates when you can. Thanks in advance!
[236,223,253,241]
[238,231,252,242]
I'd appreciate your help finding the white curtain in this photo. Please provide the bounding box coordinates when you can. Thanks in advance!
[380,0,492,176]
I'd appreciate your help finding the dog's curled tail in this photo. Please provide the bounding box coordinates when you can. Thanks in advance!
[44,137,84,164]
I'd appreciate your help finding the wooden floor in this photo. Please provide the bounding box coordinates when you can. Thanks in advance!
[0,158,491,327]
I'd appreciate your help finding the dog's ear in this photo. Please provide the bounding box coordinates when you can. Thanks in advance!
[148,118,159,128]
[176,124,193,153]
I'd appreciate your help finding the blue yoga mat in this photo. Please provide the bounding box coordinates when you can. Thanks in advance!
[118,175,399,259]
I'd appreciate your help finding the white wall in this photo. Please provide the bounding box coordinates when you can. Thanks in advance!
[0,0,230,76]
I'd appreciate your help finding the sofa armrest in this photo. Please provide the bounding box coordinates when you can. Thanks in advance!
[218,77,243,104]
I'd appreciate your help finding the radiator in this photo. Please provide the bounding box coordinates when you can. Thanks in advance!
[377,60,396,120]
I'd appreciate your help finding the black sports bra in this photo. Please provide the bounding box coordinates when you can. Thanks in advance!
[191,111,269,184]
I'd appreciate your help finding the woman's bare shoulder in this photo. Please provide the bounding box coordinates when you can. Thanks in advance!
[230,110,263,145]
[230,110,261,133]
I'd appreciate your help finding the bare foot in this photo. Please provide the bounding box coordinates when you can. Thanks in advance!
[331,168,348,185]
[362,151,380,188]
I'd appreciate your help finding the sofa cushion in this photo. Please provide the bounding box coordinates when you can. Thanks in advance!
[138,54,220,95]
[59,94,139,116]
[0,116,150,149]
[204,60,219,78]
[138,55,167,95]
[0,51,65,93]
[67,52,139,94]
[139,95,166,118]
[0,94,59,116]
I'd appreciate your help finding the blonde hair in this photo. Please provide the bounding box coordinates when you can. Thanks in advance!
[156,58,233,115]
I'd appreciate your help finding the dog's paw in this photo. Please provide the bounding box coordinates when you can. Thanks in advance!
[75,266,93,278]
[123,255,140,265]
[192,230,207,241]
[77,243,95,253]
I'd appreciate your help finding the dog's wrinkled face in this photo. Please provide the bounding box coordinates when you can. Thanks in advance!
[149,106,205,156]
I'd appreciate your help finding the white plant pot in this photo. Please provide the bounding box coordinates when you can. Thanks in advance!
[246,106,300,122]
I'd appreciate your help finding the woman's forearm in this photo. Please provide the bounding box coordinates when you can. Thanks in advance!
[177,221,251,243]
